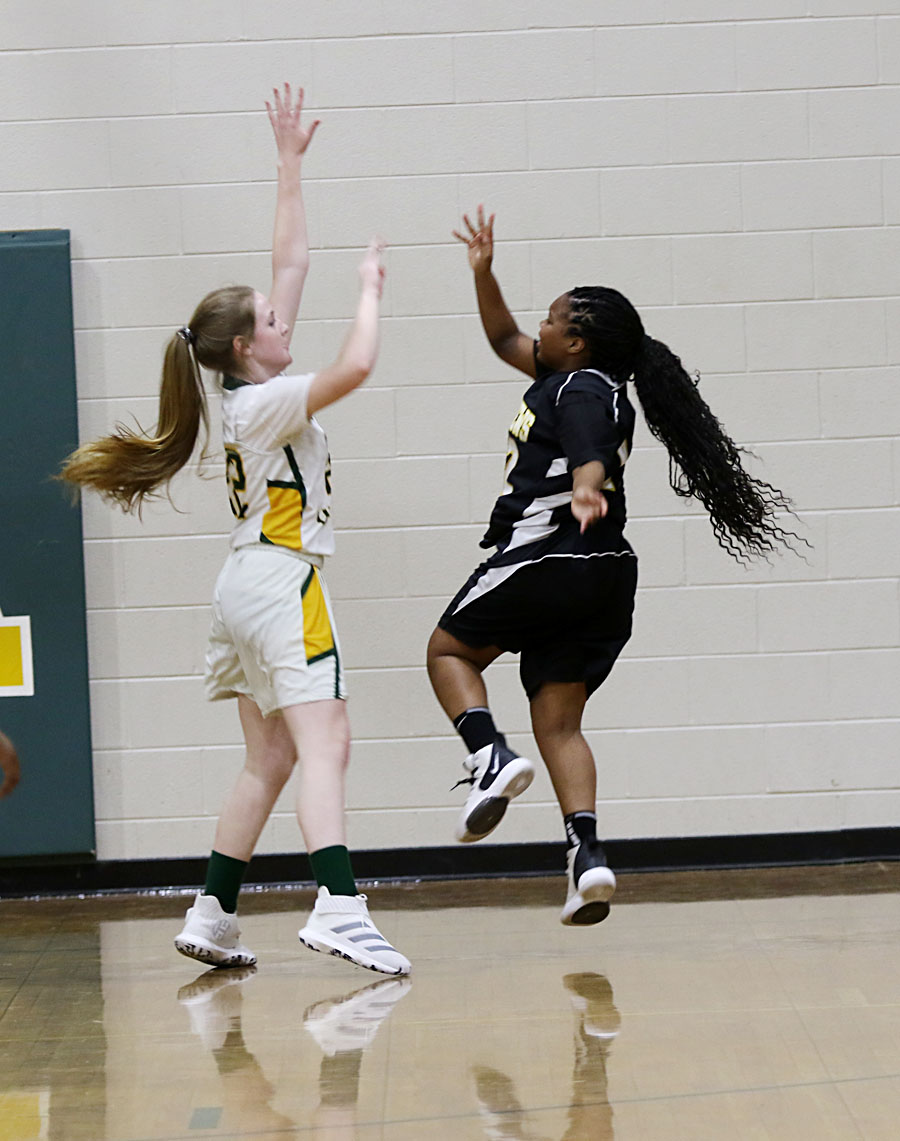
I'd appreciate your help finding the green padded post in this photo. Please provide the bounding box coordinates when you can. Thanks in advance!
[0,230,95,860]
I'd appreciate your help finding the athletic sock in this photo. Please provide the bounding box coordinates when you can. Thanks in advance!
[204,850,249,914]
[453,707,498,755]
[309,844,358,898]
[564,811,598,850]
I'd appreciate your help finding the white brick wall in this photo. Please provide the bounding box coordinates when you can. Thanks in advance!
[1,5,897,862]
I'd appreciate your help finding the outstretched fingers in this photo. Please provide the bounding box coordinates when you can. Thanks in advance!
[453,206,495,245]
[265,82,320,155]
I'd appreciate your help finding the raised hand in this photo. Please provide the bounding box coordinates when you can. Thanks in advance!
[266,82,320,159]
[359,237,386,297]
[453,205,495,274]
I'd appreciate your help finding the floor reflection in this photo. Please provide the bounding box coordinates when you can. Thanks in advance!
[305,977,412,1139]
[471,973,619,1141]
[2,864,900,1139]
[177,966,299,1136]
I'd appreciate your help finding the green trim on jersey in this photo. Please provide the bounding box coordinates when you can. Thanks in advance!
[307,647,337,666]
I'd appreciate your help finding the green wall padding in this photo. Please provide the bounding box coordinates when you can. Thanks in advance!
[0,229,95,860]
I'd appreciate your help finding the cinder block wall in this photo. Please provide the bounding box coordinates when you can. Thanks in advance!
[1,2,898,861]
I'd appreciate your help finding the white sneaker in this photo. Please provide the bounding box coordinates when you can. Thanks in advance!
[174,893,257,968]
[303,976,411,1056]
[560,840,616,926]
[454,740,535,843]
[298,888,411,976]
[177,966,256,1050]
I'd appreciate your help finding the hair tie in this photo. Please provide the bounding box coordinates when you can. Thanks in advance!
[176,325,196,347]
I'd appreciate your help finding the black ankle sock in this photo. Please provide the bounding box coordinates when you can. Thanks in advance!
[453,707,497,755]
[564,811,598,849]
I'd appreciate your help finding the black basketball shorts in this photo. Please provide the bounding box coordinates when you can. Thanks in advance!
[438,550,638,700]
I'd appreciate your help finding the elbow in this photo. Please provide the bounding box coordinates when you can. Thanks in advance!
[488,332,521,364]
[341,357,373,390]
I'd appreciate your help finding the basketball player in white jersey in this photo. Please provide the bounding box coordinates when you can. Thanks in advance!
[61,85,409,976]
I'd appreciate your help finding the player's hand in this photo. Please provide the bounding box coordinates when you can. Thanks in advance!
[359,237,386,297]
[266,82,320,158]
[0,731,20,799]
[453,204,495,274]
[571,485,608,532]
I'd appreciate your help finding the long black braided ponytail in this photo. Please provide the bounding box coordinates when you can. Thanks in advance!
[565,286,800,562]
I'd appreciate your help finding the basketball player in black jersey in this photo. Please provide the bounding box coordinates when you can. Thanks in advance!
[428,206,799,927]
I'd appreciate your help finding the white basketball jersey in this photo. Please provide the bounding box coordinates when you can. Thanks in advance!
[221,373,334,559]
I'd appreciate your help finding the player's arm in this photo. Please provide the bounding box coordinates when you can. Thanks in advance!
[307,239,385,416]
[453,206,536,378]
[266,83,320,334]
[571,462,609,533]
[559,382,623,532]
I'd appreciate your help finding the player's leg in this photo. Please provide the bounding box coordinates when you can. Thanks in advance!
[427,626,534,842]
[216,694,298,860]
[284,699,409,976]
[175,695,296,967]
[282,698,351,854]
[426,625,500,718]
[530,682,616,926]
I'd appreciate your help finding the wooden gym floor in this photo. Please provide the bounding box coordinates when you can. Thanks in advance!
[2,862,899,1140]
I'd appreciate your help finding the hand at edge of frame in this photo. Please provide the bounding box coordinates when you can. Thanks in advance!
[0,731,20,799]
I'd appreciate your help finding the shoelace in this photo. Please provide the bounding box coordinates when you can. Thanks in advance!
[450,774,476,791]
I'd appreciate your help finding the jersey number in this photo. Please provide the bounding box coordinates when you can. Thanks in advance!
[501,438,519,496]
[225,447,248,519]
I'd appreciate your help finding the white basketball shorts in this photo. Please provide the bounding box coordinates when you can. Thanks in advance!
[205,545,346,716]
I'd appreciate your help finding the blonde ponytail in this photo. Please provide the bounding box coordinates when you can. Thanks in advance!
[60,285,256,513]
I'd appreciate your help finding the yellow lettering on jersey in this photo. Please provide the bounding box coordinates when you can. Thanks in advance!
[301,569,336,661]
[262,486,304,550]
[509,402,535,443]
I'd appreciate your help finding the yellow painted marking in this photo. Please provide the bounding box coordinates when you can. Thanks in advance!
[0,627,24,687]
[0,1090,47,1139]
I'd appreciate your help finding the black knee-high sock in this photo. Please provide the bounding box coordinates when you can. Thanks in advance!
[452,707,498,755]
[564,811,597,849]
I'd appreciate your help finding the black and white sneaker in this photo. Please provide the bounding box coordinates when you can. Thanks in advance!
[560,839,616,926]
[454,740,535,843]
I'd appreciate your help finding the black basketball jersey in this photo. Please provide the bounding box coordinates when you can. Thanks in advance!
[481,348,635,564]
